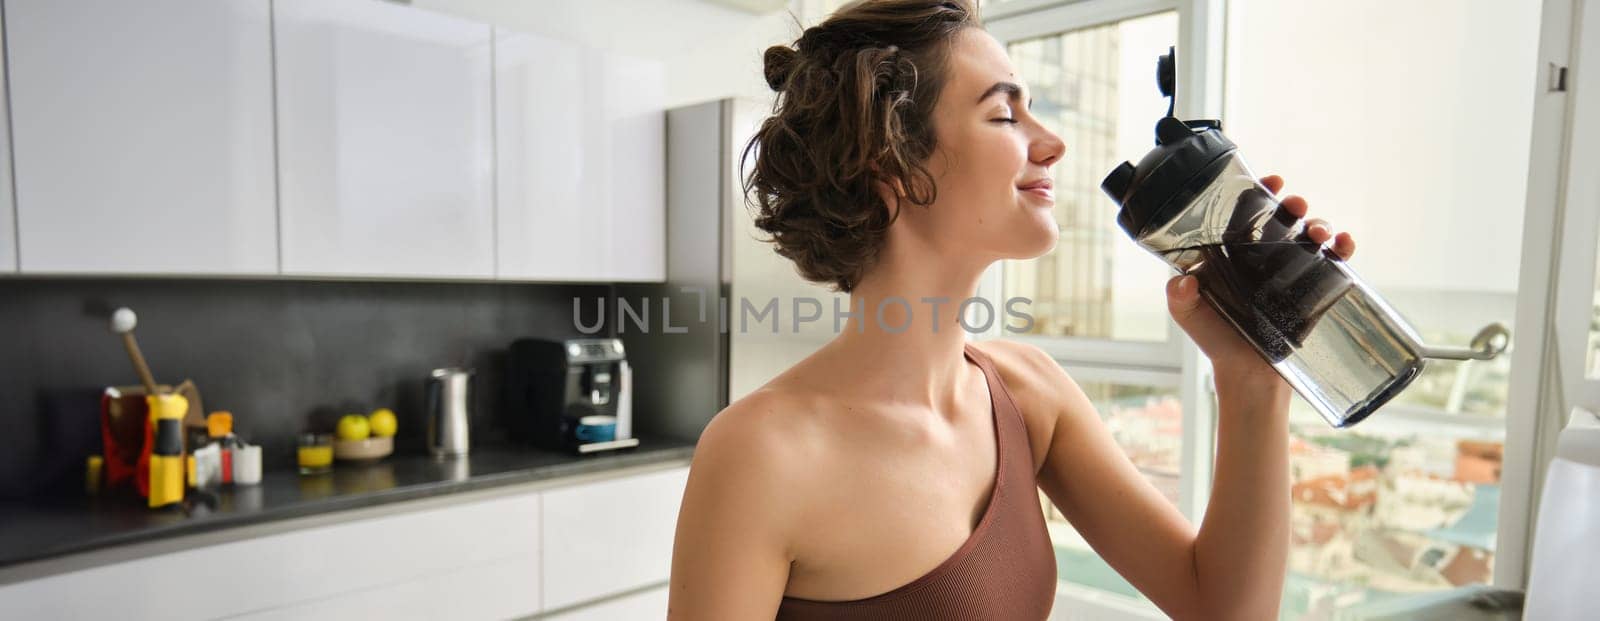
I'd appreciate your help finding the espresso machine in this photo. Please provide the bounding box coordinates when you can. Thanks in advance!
[504,338,638,454]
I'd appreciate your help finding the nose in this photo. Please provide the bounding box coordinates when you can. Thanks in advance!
[1029,126,1066,168]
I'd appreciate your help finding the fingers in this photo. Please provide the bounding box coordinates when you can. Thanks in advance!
[1302,218,1357,260]
[1280,194,1309,219]
[1304,218,1332,244]
[1264,175,1308,218]
[1259,174,1356,260]
[1331,231,1356,260]
[1292,217,1356,259]
[1166,273,1239,360]
[1166,274,1203,322]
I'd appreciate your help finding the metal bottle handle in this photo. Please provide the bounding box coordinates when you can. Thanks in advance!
[1418,322,1511,361]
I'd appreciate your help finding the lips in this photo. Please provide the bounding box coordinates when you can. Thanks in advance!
[1018,178,1054,202]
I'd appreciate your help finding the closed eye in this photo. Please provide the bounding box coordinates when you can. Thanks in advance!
[991,117,1018,124]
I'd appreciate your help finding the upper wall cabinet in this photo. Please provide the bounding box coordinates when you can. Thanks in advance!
[495,30,666,282]
[275,0,494,279]
[7,0,277,275]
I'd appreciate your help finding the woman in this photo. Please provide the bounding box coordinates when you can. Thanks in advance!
[669,1,1355,619]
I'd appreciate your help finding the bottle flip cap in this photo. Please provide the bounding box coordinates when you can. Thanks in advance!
[1101,47,1235,238]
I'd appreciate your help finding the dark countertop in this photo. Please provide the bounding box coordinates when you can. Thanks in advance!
[0,438,696,570]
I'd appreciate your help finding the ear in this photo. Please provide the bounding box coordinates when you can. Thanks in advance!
[872,176,906,221]
[869,163,908,221]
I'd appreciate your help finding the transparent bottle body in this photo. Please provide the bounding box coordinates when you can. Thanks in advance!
[1135,154,1426,427]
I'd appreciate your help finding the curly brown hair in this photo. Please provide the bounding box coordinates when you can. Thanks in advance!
[742,0,980,292]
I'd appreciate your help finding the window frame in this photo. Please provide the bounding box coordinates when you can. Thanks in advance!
[981,0,1189,369]
[1496,0,1600,590]
[980,0,1220,524]
[981,2,1221,617]
[981,0,1572,609]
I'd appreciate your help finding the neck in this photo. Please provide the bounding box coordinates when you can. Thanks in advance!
[835,279,979,360]
[821,236,992,408]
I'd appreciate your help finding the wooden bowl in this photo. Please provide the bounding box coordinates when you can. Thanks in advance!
[333,436,393,462]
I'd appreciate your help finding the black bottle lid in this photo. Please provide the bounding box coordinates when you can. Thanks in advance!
[1101,48,1236,238]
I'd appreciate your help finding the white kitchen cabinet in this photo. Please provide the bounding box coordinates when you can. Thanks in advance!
[541,466,688,611]
[5,0,277,275]
[0,491,542,620]
[546,584,670,621]
[495,29,666,282]
[230,555,541,621]
[275,0,495,279]
[0,464,691,619]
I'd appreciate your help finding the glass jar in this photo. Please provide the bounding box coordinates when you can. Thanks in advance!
[297,433,334,474]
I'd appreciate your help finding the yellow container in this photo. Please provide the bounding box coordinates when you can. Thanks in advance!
[86,455,103,495]
[298,433,334,474]
[147,394,188,508]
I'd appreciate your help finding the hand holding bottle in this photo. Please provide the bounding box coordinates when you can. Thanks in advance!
[1164,175,1356,383]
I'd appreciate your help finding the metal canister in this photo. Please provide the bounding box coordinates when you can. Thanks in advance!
[426,368,473,458]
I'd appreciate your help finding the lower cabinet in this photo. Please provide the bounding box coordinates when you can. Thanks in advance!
[0,464,688,620]
[230,554,542,621]
[545,584,671,621]
[540,466,688,611]
[0,490,542,619]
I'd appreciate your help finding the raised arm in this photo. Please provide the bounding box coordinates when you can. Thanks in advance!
[998,176,1351,620]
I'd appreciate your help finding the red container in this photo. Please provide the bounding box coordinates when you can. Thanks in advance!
[99,382,205,498]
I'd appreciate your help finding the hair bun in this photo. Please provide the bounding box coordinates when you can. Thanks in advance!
[763,45,799,92]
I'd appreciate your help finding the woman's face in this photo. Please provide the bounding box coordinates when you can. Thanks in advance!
[889,28,1066,265]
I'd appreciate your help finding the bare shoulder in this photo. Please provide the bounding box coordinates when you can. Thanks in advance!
[671,387,828,616]
[967,339,1098,467]
[968,339,1069,390]
[967,339,1085,412]
[697,386,824,475]
[683,385,830,535]
[695,387,819,482]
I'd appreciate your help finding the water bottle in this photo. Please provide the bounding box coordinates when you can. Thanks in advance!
[1100,49,1508,428]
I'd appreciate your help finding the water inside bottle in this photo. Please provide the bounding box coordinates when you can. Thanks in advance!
[1168,241,1426,426]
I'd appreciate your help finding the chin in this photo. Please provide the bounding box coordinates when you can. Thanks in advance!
[1006,214,1060,260]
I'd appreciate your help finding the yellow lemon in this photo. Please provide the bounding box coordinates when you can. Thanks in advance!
[336,414,371,441]
[368,408,398,438]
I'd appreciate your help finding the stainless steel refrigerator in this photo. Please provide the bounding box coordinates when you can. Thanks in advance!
[618,97,845,442]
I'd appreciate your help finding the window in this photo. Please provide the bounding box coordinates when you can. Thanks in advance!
[1004,12,1178,342]
[1590,249,1600,378]
[1039,374,1181,606]
[998,8,1189,618]
[987,0,1542,618]
[1046,374,1183,507]
[1378,292,1515,417]
[1223,0,1534,421]
[1284,399,1503,616]
[1227,0,1538,614]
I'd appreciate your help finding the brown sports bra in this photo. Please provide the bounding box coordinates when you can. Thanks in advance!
[775,343,1058,620]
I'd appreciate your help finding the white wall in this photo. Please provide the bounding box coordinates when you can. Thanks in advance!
[415,0,810,107]
[1225,0,1542,296]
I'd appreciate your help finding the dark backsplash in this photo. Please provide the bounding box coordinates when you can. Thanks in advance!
[0,277,619,499]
